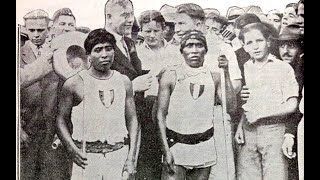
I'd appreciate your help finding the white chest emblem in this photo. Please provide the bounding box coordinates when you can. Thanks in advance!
[99,89,115,108]
[190,83,205,100]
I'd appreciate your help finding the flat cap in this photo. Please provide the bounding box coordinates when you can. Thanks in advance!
[226,6,245,22]
[52,8,75,22]
[23,9,49,20]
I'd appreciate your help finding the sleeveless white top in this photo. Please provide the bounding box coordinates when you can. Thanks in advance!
[166,64,215,134]
[165,64,217,166]
[71,70,128,144]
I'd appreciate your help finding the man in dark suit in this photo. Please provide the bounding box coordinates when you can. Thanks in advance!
[19,9,53,180]
[104,0,152,179]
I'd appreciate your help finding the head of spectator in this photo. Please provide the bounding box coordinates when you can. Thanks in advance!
[76,26,91,34]
[267,9,282,33]
[239,22,274,62]
[138,10,166,50]
[203,8,220,17]
[23,9,50,47]
[160,4,176,42]
[223,6,245,40]
[282,3,298,26]
[51,8,76,36]
[204,13,228,36]
[234,13,261,37]
[104,0,134,36]
[20,25,29,47]
[174,3,205,42]
[274,24,303,64]
[245,5,264,15]
[84,28,117,71]
[179,29,208,68]
[295,0,304,35]
[131,17,141,42]
[226,6,245,24]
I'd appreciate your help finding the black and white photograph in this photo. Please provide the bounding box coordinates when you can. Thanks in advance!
[16,0,304,179]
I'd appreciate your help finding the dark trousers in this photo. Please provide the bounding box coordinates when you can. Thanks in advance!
[136,96,162,180]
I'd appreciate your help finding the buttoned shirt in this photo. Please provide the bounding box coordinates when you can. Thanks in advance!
[113,33,130,59]
[242,54,299,117]
[136,39,175,96]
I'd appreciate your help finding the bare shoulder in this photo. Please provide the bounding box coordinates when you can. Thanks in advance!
[62,73,83,93]
[159,68,176,85]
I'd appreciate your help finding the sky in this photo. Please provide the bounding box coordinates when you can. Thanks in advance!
[16,0,297,29]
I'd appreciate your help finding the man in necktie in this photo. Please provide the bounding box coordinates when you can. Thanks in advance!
[19,9,53,180]
[103,0,152,177]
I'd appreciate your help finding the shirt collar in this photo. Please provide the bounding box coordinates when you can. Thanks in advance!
[28,40,42,56]
[249,53,277,64]
[142,38,168,50]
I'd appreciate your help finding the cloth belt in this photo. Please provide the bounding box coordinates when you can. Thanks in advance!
[166,127,214,148]
[73,138,129,156]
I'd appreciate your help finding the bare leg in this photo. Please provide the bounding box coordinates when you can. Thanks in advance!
[186,167,211,180]
[161,164,186,180]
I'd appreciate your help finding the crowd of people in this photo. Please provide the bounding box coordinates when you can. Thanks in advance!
[18,0,304,179]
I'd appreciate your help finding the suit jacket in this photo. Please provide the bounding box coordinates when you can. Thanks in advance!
[20,56,52,89]
[20,42,45,136]
[111,36,142,81]
[110,36,145,117]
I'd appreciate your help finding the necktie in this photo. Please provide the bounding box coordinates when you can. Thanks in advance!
[36,46,42,58]
[121,36,131,62]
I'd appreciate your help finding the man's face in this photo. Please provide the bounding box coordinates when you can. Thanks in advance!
[174,13,199,42]
[162,22,175,42]
[296,3,304,34]
[243,29,270,62]
[52,15,76,36]
[204,19,223,35]
[282,7,297,26]
[141,21,163,48]
[267,13,281,32]
[25,18,48,46]
[108,3,134,36]
[279,41,300,63]
[182,38,207,68]
[90,42,115,72]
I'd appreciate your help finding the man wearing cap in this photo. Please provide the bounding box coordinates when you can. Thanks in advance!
[38,7,80,180]
[19,9,53,180]
[267,9,283,33]
[160,4,178,45]
[157,30,236,180]
[276,25,304,180]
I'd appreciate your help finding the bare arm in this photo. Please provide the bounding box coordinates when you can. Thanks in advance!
[56,75,87,168]
[156,70,176,174]
[122,75,140,179]
[123,75,140,162]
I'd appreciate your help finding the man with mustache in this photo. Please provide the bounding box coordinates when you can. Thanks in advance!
[276,25,304,180]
